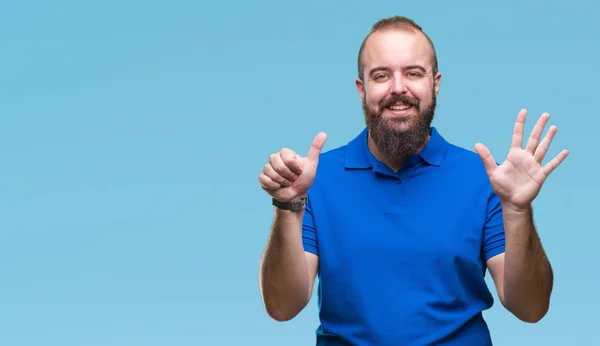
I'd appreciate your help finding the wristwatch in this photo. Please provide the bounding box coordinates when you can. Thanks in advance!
[272,196,307,211]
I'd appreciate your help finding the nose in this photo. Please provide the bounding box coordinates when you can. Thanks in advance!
[390,73,407,94]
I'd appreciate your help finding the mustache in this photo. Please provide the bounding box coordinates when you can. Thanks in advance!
[380,94,420,109]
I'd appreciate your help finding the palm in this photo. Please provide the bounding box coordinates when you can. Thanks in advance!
[475,110,569,210]
[488,149,546,208]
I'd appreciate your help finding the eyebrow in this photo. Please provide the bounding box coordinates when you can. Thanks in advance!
[404,65,427,72]
[368,67,390,76]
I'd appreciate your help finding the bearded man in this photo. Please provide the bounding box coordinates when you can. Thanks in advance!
[257,15,568,346]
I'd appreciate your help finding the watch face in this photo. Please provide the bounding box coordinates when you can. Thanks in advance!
[292,198,306,210]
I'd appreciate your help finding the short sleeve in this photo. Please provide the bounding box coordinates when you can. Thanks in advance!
[482,191,506,261]
[302,196,318,255]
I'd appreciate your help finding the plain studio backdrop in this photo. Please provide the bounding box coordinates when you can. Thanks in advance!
[0,0,597,345]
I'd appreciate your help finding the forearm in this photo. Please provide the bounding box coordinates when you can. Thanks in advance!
[502,203,553,322]
[259,208,310,321]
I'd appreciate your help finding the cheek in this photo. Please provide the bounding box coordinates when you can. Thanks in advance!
[365,85,387,104]
[410,85,434,103]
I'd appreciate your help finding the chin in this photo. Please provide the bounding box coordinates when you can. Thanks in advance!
[382,109,419,125]
[383,115,415,130]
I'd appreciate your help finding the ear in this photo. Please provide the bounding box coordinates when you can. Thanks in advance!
[433,72,442,96]
[355,77,366,99]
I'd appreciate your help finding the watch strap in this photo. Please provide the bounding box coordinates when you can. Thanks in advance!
[272,197,307,211]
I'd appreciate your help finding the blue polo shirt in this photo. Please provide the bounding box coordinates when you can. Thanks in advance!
[302,127,505,345]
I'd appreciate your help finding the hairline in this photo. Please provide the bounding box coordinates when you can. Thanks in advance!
[357,25,438,82]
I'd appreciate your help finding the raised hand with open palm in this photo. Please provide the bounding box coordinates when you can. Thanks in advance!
[474,109,569,212]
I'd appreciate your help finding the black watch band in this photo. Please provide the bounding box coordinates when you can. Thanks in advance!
[272,197,307,211]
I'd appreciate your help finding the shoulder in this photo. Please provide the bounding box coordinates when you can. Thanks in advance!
[305,138,358,200]
[439,140,497,197]
[438,139,502,216]
[446,143,485,166]
[313,127,370,173]
[445,142,489,175]
[311,143,349,183]
[317,144,348,167]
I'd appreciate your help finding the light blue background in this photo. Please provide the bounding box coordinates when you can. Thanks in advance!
[1,1,597,345]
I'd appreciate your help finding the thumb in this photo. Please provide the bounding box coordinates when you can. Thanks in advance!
[306,132,328,164]
[474,142,497,177]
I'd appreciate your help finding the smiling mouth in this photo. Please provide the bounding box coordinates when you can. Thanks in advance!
[387,103,412,111]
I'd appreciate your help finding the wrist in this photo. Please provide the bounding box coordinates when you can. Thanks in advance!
[272,196,307,212]
[501,201,532,216]
[274,206,304,225]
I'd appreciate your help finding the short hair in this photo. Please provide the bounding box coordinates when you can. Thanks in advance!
[357,16,438,81]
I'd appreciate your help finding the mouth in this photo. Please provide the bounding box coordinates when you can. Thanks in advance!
[385,103,413,116]
[387,103,412,111]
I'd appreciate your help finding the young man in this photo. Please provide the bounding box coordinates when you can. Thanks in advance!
[257,16,568,345]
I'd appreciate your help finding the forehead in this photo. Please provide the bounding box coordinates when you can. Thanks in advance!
[362,29,433,71]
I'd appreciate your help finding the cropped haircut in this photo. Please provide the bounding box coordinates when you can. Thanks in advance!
[357,16,438,81]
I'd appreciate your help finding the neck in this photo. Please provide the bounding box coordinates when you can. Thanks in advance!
[367,136,407,172]
[367,133,430,172]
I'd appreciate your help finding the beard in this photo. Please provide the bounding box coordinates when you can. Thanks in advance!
[362,91,436,159]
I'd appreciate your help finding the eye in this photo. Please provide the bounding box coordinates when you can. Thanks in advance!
[407,71,422,78]
[373,74,390,81]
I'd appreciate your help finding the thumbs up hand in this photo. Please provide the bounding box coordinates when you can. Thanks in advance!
[259,132,328,203]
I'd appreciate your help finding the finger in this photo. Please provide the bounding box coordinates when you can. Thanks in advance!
[269,153,298,183]
[542,149,569,176]
[533,124,557,163]
[264,162,292,187]
[306,132,328,163]
[474,143,498,177]
[259,173,282,190]
[511,109,528,149]
[525,112,550,154]
[280,148,303,176]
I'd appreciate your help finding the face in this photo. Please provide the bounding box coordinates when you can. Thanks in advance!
[356,29,441,159]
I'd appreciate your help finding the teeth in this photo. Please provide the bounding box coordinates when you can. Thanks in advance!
[388,104,411,110]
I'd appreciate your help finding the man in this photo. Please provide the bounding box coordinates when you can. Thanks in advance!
[257,16,568,345]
